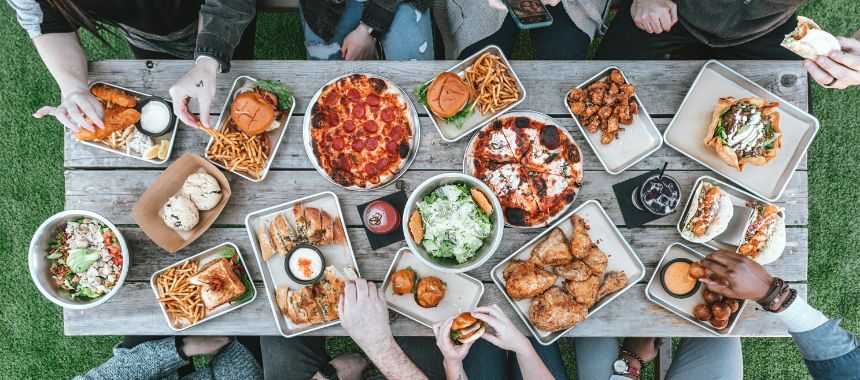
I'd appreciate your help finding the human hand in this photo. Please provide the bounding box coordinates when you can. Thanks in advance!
[169,57,219,129]
[338,278,394,349]
[699,250,773,301]
[631,0,677,34]
[487,0,560,10]
[181,336,231,357]
[342,25,377,61]
[471,304,530,355]
[804,36,860,89]
[34,87,104,132]
[432,315,474,367]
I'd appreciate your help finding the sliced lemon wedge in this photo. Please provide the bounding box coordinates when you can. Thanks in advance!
[143,145,160,160]
[157,140,169,160]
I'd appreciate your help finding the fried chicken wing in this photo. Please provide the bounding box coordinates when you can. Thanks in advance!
[529,287,587,332]
[505,260,556,301]
[555,260,592,281]
[597,271,628,300]
[569,215,593,259]
[91,85,138,108]
[563,275,599,308]
[582,245,608,274]
[529,228,573,267]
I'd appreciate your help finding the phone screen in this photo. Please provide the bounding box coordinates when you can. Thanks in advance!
[507,0,551,24]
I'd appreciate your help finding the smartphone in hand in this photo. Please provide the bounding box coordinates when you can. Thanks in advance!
[502,0,554,29]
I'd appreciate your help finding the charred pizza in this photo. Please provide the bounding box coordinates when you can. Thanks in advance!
[307,74,417,189]
[467,112,583,227]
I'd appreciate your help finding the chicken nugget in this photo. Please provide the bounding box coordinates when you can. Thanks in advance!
[609,69,624,84]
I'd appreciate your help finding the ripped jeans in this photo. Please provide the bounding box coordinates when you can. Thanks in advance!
[300,0,433,60]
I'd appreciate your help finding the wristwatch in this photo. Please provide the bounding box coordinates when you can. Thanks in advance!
[611,357,641,379]
[315,363,338,380]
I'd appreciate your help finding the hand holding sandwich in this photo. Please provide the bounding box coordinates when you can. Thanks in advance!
[433,316,474,380]
[804,34,860,89]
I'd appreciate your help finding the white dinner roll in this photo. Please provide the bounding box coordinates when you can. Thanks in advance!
[181,173,222,211]
[162,194,199,231]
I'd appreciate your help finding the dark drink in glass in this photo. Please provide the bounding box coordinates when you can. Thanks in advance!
[632,174,681,216]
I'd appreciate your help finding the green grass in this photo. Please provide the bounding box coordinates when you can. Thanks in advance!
[1,3,858,379]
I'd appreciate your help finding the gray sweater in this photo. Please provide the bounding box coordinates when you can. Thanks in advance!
[74,338,261,380]
[432,0,609,59]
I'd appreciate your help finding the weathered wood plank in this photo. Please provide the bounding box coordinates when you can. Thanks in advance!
[115,227,808,283]
[63,282,807,337]
[86,60,808,118]
[64,169,809,227]
[64,117,809,171]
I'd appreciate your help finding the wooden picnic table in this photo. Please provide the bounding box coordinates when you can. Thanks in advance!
[63,60,809,338]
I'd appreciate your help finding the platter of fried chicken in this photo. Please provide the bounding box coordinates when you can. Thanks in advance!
[565,67,662,175]
[491,200,645,345]
[244,191,360,338]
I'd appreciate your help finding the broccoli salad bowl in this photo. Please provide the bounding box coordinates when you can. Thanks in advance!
[29,210,129,309]
[403,173,504,273]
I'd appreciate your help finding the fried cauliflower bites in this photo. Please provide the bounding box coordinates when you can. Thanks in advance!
[566,69,638,144]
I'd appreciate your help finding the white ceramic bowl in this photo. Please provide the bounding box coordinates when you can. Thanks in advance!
[29,210,129,309]
[402,173,504,273]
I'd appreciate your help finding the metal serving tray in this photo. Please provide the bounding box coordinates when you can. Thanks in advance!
[205,75,295,182]
[645,243,748,336]
[564,66,662,175]
[244,191,360,338]
[381,247,484,328]
[663,60,819,201]
[677,175,785,251]
[463,110,584,228]
[302,73,420,191]
[419,45,526,142]
[491,200,645,345]
[150,242,257,331]
[81,81,178,165]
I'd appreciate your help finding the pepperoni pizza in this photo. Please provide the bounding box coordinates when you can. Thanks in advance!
[308,74,416,189]
[467,113,583,227]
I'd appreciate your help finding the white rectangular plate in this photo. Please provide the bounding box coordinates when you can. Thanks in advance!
[663,60,818,201]
[491,200,645,345]
[566,66,663,174]
[382,247,484,328]
[244,192,359,337]
[645,243,747,336]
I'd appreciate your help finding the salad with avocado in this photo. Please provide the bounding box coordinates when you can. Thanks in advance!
[416,184,492,263]
[47,218,123,299]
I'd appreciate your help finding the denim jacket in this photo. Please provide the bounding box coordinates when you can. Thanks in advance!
[300,0,429,42]
[792,319,860,380]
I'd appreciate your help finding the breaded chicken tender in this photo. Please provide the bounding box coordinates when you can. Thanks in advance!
[91,85,138,108]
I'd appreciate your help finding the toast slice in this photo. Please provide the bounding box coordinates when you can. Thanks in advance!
[331,216,347,244]
[304,207,323,244]
[257,222,277,261]
[292,204,309,238]
[189,258,246,310]
[319,210,333,244]
[271,213,297,254]
[285,285,324,325]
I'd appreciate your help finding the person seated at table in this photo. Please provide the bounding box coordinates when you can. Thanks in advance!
[261,277,443,379]
[804,28,860,89]
[433,0,609,60]
[8,0,256,132]
[573,250,860,379]
[74,336,261,379]
[433,304,567,380]
[299,0,433,61]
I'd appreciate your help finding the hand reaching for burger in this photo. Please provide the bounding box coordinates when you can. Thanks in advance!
[698,250,773,301]
[338,278,393,349]
[432,315,474,377]
[804,32,860,89]
[169,56,219,129]
[470,305,530,354]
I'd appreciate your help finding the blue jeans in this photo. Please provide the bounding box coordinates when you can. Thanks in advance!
[572,337,743,380]
[792,319,860,379]
[300,0,433,60]
[463,338,568,380]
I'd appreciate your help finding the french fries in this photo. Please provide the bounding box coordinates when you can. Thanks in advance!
[155,260,205,328]
[464,53,521,115]
[203,117,270,180]
[98,125,136,151]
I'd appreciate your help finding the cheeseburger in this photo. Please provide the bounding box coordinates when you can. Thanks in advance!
[416,72,473,127]
[230,80,293,136]
[449,312,486,344]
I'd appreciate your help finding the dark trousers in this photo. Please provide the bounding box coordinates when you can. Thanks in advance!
[127,16,257,60]
[595,0,802,60]
[121,335,262,376]
[463,338,568,380]
[459,4,591,60]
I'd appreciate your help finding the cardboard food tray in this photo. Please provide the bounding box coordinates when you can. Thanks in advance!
[244,191,360,337]
[80,81,178,165]
[491,200,645,345]
[131,153,231,253]
[676,175,785,251]
[663,60,818,201]
[645,243,747,336]
[564,66,662,175]
[204,75,295,182]
[302,73,420,191]
[419,45,527,142]
[150,242,256,331]
[463,110,584,228]
[381,247,484,328]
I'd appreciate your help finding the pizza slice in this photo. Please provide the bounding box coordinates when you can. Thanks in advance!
[480,163,543,227]
[471,125,518,164]
[498,116,534,161]
[519,124,584,179]
[521,166,581,218]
